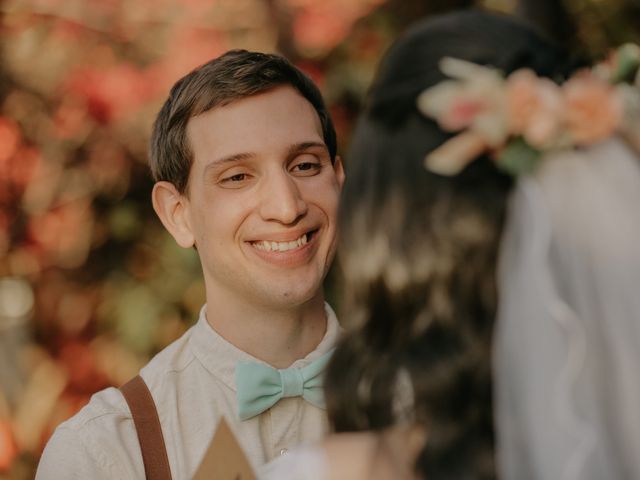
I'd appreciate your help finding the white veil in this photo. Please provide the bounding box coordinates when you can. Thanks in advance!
[494,137,640,479]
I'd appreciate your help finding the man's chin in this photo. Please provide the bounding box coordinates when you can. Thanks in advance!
[260,283,324,310]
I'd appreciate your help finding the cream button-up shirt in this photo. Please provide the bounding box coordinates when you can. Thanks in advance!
[36,303,340,479]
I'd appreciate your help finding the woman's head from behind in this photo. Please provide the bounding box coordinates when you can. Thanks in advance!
[325,9,577,478]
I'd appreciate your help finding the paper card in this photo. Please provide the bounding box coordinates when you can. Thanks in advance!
[192,417,256,480]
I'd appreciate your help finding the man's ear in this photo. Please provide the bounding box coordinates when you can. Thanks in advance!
[334,155,345,189]
[152,181,195,248]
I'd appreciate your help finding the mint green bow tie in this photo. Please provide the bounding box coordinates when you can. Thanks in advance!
[235,349,334,421]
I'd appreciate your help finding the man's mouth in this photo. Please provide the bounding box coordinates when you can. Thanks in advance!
[250,230,317,253]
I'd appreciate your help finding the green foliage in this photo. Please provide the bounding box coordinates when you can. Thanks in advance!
[496,137,542,176]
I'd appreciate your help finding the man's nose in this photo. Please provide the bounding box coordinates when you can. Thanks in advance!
[258,172,308,224]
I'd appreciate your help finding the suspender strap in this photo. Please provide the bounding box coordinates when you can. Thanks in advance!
[120,375,173,480]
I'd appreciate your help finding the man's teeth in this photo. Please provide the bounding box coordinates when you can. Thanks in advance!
[253,234,308,252]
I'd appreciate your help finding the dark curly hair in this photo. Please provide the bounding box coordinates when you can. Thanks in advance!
[324,9,581,479]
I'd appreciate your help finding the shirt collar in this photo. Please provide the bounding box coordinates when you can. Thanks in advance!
[189,303,341,392]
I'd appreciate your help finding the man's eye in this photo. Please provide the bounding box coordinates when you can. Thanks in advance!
[291,162,321,175]
[219,172,250,187]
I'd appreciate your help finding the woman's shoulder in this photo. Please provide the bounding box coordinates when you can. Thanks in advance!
[259,432,378,480]
[260,429,425,480]
[323,432,380,480]
[258,444,327,480]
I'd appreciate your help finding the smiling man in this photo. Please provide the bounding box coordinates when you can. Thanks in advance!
[37,50,344,479]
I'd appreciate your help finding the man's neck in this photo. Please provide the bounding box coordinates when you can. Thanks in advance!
[204,291,328,369]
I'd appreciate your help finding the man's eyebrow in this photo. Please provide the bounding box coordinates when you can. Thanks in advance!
[203,152,255,173]
[287,141,328,157]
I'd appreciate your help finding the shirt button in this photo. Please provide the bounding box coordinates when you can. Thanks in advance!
[279,448,289,456]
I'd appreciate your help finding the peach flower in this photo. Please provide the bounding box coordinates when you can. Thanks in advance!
[0,420,17,472]
[506,69,564,148]
[424,130,488,176]
[439,96,488,131]
[0,117,21,164]
[564,73,622,145]
[418,58,505,135]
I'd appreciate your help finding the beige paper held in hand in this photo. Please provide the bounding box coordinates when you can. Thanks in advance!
[193,417,256,480]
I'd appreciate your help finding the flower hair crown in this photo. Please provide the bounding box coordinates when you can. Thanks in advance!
[417,44,640,176]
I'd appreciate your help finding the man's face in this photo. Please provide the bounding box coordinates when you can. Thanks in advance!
[182,85,344,309]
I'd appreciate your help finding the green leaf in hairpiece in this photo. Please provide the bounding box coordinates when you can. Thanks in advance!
[611,43,640,84]
[495,137,541,176]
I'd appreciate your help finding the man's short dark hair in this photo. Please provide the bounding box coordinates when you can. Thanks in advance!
[149,49,337,193]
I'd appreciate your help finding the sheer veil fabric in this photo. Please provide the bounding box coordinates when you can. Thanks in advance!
[494,137,640,479]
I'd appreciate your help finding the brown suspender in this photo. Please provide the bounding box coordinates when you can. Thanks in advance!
[120,375,173,480]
